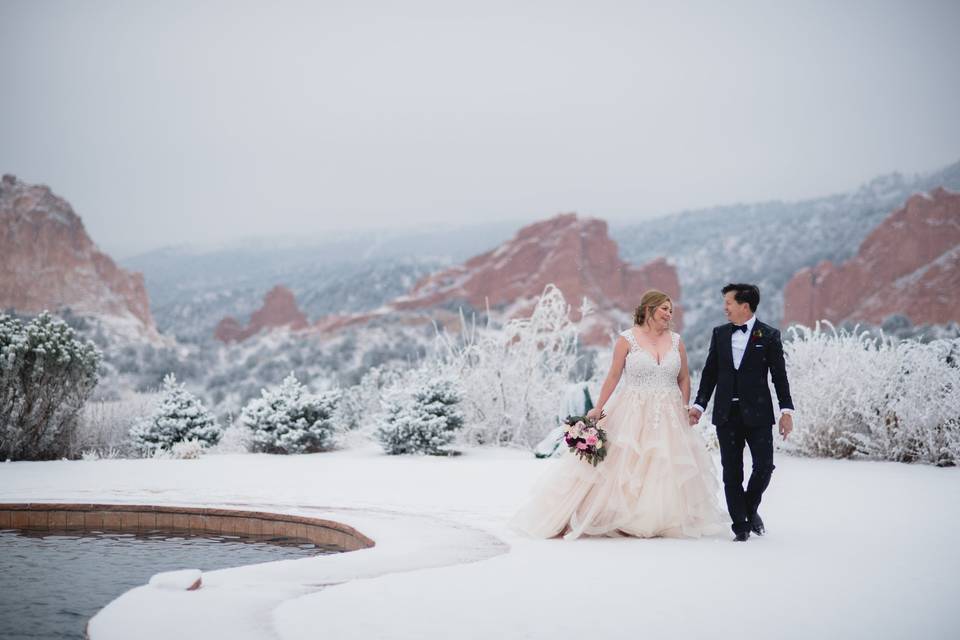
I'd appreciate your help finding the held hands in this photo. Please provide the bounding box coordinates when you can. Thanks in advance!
[778,413,793,440]
[685,405,792,436]
[586,407,605,422]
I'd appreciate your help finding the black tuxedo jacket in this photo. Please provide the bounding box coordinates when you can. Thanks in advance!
[694,320,794,427]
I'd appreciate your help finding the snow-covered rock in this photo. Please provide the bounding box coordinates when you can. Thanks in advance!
[783,187,960,327]
[148,569,202,591]
[0,174,159,342]
[390,213,683,345]
[214,286,309,343]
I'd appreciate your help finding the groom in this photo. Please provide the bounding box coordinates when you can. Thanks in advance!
[688,283,794,542]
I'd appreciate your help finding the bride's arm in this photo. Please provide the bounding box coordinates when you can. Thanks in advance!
[677,338,691,407]
[588,337,629,420]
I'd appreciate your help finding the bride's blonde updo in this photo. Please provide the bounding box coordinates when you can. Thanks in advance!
[633,290,672,326]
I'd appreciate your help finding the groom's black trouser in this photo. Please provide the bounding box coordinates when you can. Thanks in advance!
[716,402,775,535]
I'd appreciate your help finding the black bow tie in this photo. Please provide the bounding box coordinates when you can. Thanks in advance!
[732,324,748,333]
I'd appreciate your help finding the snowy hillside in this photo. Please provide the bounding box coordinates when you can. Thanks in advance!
[153,258,443,342]
[122,222,520,341]
[612,160,960,366]
[122,161,960,365]
[90,160,960,412]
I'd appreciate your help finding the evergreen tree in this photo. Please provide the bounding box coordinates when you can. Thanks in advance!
[0,312,101,460]
[240,372,339,454]
[130,373,221,455]
[375,376,464,455]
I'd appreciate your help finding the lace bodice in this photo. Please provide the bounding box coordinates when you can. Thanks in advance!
[620,329,681,392]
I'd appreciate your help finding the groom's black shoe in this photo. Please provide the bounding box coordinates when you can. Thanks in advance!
[733,531,750,542]
[749,513,765,536]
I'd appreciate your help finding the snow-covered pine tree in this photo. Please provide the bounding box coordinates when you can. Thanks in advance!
[375,376,464,455]
[129,373,222,456]
[0,312,101,460]
[240,372,340,454]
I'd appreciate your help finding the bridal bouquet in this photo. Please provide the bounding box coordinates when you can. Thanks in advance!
[562,415,608,466]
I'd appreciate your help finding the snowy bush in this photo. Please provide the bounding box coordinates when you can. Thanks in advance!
[129,373,222,456]
[686,374,721,453]
[785,322,960,466]
[374,374,464,455]
[240,372,340,454]
[436,285,586,448]
[75,390,160,458]
[169,438,204,459]
[335,365,404,432]
[0,312,102,460]
[80,447,124,461]
[208,420,255,454]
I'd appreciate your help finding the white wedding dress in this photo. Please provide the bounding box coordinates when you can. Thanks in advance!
[509,330,729,540]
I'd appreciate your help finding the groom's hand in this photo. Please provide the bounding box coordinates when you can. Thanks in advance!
[778,413,793,440]
[687,407,702,427]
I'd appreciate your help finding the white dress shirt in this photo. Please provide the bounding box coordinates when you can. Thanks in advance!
[692,315,793,415]
[731,315,757,373]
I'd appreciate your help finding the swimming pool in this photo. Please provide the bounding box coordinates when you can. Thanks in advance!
[0,527,341,640]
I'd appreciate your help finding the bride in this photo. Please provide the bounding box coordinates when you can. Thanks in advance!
[509,290,729,540]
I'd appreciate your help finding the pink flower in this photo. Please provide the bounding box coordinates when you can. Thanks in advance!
[574,421,586,430]
[576,441,588,450]
[585,434,598,446]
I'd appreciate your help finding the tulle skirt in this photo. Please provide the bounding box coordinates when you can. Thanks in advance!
[509,386,729,540]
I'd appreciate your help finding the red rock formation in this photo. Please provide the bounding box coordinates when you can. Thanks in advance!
[312,213,682,346]
[0,174,157,337]
[213,317,245,343]
[783,187,960,327]
[215,285,308,343]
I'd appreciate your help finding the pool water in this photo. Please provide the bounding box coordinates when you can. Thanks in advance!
[0,528,341,640]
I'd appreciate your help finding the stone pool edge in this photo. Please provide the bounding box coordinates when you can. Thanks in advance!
[0,502,376,552]
[4,500,510,640]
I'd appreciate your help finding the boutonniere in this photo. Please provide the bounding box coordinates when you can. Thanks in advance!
[752,328,763,339]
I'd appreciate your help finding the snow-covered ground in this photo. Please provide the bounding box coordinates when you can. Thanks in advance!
[2,445,958,639]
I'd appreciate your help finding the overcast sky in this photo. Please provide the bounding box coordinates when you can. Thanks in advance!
[2,0,958,258]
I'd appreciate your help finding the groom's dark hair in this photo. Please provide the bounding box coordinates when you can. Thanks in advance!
[722,283,760,312]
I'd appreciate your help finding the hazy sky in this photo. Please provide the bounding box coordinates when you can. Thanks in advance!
[2,0,959,257]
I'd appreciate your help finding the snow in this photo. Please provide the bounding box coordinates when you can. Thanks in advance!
[1,445,958,639]
[148,569,202,591]
[891,244,960,290]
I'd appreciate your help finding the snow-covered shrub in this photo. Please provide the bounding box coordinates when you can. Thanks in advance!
[240,372,340,454]
[0,312,102,460]
[75,390,160,458]
[436,285,585,448]
[169,438,204,459]
[335,365,404,432]
[208,420,254,454]
[129,373,222,456]
[785,322,960,465]
[80,447,124,461]
[843,336,960,466]
[374,374,464,455]
[687,373,721,452]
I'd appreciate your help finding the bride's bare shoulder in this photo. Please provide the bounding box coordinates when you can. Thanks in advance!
[612,332,633,355]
